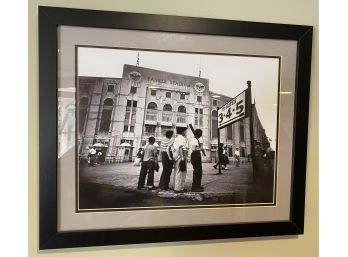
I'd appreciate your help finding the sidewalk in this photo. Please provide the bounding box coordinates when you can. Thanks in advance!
[80,162,253,202]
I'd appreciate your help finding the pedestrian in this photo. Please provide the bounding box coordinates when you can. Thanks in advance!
[254,141,265,172]
[133,147,143,166]
[213,143,225,169]
[158,130,175,190]
[222,146,229,170]
[87,147,97,166]
[234,147,240,167]
[172,126,189,193]
[96,151,102,165]
[263,143,274,174]
[190,129,204,192]
[137,137,158,190]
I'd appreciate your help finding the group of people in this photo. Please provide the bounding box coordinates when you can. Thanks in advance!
[87,147,103,166]
[213,143,241,170]
[136,126,205,193]
[254,141,275,175]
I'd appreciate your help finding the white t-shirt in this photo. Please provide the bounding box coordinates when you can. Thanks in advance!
[173,135,188,151]
[234,150,240,157]
[172,135,188,160]
[190,137,202,151]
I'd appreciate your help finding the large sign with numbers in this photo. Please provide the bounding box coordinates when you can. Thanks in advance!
[217,90,247,129]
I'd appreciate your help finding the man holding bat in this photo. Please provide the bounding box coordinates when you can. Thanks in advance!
[189,124,205,192]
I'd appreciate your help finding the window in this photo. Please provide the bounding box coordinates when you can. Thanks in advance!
[177,115,186,123]
[151,89,156,96]
[227,124,233,140]
[163,104,172,112]
[212,110,218,138]
[132,101,137,107]
[144,125,156,136]
[130,126,134,132]
[240,121,245,142]
[213,99,217,106]
[195,108,203,127]
[127,100,132,107]
[123,125,128,132]
[125,109,130,120]
[178,106,186,113]
[197,95,202,102]
[228,147,233,157]
[161,126,172,136]
[148,102,157,109]
[107,85,114,92]
[130,86,137,94]
[241,147,246,157]
[166,92,171,98]
[99,98,113,132]
[180,93,185,100]
[199,116,203,126]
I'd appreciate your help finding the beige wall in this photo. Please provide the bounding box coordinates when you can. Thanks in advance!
[28,0,318,256]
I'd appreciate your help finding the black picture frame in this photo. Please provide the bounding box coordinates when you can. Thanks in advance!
[39,6,312,249]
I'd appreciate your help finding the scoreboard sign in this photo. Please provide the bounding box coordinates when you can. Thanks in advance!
[217,90,247,129]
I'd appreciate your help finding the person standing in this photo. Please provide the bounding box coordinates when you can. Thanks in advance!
[213,143,225,169]
[190,129,204,192]
[172,127,188,193]
[158,130,175,190]
[88,147,97,166]
[137,137,158,190]
[234,147,240,167]
[133,147,143,166]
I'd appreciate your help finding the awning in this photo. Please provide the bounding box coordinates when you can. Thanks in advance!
[119,142,132,147]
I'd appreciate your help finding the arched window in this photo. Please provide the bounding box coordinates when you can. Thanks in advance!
[212,110,218,138]
[146,102,158,121]
[104,98,113,106]
[148,102,157,110]
[178,106,186,113]
[99,98,113,132]
[163,104,172,112]
[79,97,89,133]
[177,105,186,123]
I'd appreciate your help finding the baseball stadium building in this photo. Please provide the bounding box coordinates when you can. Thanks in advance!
[77,64,270,163]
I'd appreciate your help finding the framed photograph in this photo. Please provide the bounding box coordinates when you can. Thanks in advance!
[39,6,313,249]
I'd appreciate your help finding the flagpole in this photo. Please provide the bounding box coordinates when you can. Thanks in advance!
[217,106,222,175]
[247,81,256,181]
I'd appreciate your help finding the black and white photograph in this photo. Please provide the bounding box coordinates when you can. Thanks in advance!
[74,47,279,211]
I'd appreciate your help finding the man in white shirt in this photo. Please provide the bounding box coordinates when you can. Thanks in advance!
[172,126,188,193]
[234,147,240,167]
[190,129,204,192]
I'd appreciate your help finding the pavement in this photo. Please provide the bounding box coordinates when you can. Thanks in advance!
[79,161,256,205]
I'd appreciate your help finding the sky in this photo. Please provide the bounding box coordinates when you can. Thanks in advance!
[78,47,279,148]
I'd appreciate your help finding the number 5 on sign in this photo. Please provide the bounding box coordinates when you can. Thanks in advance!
[217,90,247,129]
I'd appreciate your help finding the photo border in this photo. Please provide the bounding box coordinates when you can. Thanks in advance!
[39,6,312,249]
[75,45,280,212]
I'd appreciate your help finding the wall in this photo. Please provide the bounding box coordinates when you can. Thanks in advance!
[28,0,318,256]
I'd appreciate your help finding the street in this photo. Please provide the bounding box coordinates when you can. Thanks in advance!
[79,161,274,210]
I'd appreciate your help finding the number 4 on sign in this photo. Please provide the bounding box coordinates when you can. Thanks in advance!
[226,108,232,118]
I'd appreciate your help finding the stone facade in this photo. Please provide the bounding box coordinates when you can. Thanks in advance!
[78,64,270,163]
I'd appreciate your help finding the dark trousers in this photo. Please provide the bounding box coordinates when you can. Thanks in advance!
[137,161,155,188]
[191,150,203,189]
[159,152,174,190]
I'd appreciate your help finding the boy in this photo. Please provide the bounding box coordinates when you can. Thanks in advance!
[137,137,158,190]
